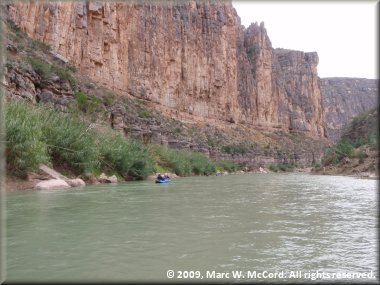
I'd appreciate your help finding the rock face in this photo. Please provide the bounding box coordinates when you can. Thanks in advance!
[5,1,326,138]
[320,78,379,142]
[3,52,76,110]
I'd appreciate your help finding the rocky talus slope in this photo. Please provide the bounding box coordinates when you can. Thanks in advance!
[312,108,378,178]
[6,1,326,138]
[320,78,379,142]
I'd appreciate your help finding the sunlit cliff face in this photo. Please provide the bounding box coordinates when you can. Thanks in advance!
[6,1,326,138]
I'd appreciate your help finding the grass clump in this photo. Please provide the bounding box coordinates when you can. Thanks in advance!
[215,160,240,173]
[5,101,50,175]
[349,106,378,128]
[24,57,76,87]
[24,57,51,78]
[140,111,152,119]
[5,100,156,179]
[269,164,279,172]
[151,144,216,176]
[221,143,249,155]
[97,131,156,180]
[29,39,52,53]
[269,163,294,172]
[74,92,88,110]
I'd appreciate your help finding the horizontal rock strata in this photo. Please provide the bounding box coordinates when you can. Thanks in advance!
[6,1,326,138]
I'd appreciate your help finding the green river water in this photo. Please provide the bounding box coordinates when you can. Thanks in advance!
[4,173,378,282]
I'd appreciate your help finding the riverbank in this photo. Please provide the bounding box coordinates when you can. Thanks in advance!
[310,145,378,179]
[4,100,245,191]
[5,164,316,192]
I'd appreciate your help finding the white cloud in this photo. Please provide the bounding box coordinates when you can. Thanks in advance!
[232,1,378,79]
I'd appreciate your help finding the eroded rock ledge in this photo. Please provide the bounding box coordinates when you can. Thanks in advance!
[6,1,326,138]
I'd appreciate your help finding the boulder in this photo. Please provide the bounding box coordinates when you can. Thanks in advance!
[67,179,86,187]
[106,175,118,183]
[34,179,70,190]
[98,173,108,183]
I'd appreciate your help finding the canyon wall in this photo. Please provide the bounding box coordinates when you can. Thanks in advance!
[320,78,379,142]
[5,0,326,138]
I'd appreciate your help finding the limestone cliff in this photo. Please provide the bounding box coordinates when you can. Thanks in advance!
[5,1,326,138]
[320,78,379,142]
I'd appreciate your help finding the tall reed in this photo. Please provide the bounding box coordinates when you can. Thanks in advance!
[5,100,155,179]
[151,144,216,175]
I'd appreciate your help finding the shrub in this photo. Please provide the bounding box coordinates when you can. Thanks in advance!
[354,134,364,148]
[87,95,102,113]
[215,160,240,173]
[41,109,100,175]
[221,145,232,154]
[314,163,321,169]
[358,147,365,163]
[17,43,25,51]
[278,164,287,171]
[24,57,51,78]
[74,92,88,110]
[151,144,217,176]
[98,133,156,180]
[5,100,158,179]
[336,139,354,158]
[5,100,99,175]
[66,60,78,73]
[103,91,116,107]
[250,142,258,149]
[174,127,181,134]
[269,164,279,172]
[221,143,248,155]
[51,64,76,87]
[7,19,22,33]
[140,111,152,119]
[31,39,52,53]
[265,144,270,149]
[366,130,379,150]
[5,101,50,175]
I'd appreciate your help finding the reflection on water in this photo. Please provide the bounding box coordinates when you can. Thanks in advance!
[6,173,378,282]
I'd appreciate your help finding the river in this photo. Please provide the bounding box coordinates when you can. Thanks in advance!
[5,173,378,282]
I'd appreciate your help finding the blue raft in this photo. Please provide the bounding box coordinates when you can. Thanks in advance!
[155,178,171,183]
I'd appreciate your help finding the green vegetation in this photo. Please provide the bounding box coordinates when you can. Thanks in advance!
[151,144,216,176]
[349,106,378,128]
[366,130,379,149]
[221,143,249,155]
[24,57,76,87]
[74,92,88,110]
[269,163,295,172]
[5,100,155,179]
[7,19,23,34]
[215,160,240,173]
[358,147,365,164]
[6,100,224,179]
[322,107,378,167]
[28,39,52,53]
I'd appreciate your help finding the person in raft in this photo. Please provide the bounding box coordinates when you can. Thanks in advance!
[157,172,164,181]
[164,173,170,179]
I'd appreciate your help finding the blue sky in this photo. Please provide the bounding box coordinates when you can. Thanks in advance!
[232,1,378,79]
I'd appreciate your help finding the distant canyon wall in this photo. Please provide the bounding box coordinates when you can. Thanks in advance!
[320,78,379,142]
[5,1,326,138]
